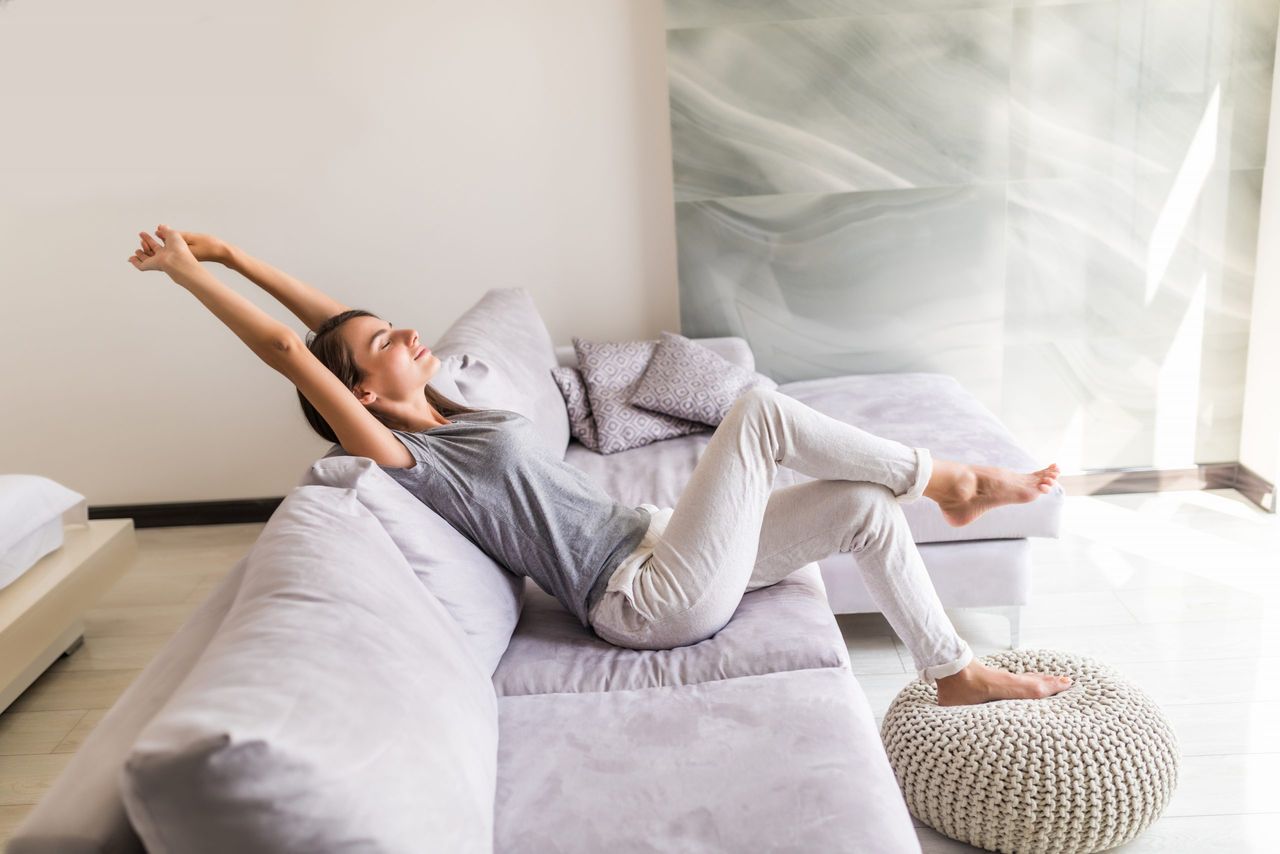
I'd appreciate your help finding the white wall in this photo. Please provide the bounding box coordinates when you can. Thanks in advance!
[0,0,678,506]
[1240,30,1280,502]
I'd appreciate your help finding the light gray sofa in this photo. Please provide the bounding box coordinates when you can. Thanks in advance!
[8,288,1060,852]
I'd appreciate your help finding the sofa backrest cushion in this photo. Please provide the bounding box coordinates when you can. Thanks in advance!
[301,454,524,675]
[427,352,471,404]
[432,288,570,458]
[119,486,498,854]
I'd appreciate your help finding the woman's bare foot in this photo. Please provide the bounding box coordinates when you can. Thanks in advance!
[935,660,1073,706]
[925,460,1060,527]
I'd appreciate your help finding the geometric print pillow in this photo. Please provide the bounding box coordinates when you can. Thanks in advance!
[630,331,778,426]
[572,337,709,455]
[550,366,601,452]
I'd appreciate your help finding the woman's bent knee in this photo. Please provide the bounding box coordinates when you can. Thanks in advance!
[837,481,902,551]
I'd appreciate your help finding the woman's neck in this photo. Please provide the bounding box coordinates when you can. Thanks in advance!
[385,401,452,433]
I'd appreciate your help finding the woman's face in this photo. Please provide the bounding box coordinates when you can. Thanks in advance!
[342,314,441,404]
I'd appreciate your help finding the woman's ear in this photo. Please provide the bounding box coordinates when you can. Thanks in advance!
[353,386,376,407]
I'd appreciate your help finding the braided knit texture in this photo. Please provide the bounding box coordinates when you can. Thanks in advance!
[879,649,1180,854]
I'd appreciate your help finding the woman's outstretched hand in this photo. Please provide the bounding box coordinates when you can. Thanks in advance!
[128,224,200,277]
[175,230,230,264]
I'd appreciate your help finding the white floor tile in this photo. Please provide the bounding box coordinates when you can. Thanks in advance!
[1162,701,1280,756]
[1164,754,1280,817]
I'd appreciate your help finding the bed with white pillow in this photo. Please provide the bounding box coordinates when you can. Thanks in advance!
[2,475,88,589]
[0,475,137,712]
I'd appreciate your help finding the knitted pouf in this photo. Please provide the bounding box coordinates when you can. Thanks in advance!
[879,649,1180,854]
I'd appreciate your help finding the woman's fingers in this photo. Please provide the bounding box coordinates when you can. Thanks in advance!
[139,232,159,253]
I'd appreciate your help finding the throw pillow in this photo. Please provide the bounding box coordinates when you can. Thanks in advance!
[301,454,524,675]
[572,337,709,455]
[120,486,498,854]
[629,331,777,426]
[550,366,600,451]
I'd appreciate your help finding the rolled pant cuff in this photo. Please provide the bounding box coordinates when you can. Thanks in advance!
[917,642,974,687]
[898,446,932,504]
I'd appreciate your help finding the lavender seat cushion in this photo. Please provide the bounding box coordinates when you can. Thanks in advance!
[492,563,847,697]
[565,373,1063,545]
[776,373,1065,543]
[494,667,921,854]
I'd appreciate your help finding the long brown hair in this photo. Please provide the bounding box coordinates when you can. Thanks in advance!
[297,308,481,444]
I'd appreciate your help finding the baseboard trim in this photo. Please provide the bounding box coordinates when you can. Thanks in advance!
[1058,461,1275,513]
[89,461,1277,528]
[89,497,283,528]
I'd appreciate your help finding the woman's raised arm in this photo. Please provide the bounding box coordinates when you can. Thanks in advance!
[127,225,413,467]
[152,229,351,334]
[129,225,297,361]
[224,244,351,334]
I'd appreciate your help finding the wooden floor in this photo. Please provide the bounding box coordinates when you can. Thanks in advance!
[1,488,1276,850]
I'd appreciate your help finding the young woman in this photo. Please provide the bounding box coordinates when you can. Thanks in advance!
[128,224,1072,706]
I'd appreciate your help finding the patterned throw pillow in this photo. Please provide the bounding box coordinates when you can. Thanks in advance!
[629,331,778,426]
[550,366,600,451]
[572,337,709,455]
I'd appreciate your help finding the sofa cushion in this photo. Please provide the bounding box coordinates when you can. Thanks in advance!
[821,537,1033,614]
[492,562,847,697]
[565,373,1063,544]
[432,287,570,458]
[550,366,601,451]
[426,352,470,405]
[564,429,712,504]
[629,331,777,426]
[573,337,709,454]
[302,454,524,675]
[120,486,498,854]
[493,667,920,854]
[777,373,1065,543]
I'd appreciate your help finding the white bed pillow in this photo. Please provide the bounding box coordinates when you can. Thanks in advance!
[120,485,498,854]
[0,475,89,589]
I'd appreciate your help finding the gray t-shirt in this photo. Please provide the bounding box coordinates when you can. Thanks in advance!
[333,409,650,628]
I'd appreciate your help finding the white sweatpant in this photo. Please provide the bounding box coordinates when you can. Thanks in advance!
[587,385,974,685]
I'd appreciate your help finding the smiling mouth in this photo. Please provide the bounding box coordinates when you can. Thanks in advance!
[414,346,429,360]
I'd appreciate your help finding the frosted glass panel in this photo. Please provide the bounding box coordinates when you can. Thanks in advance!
[666,0,1276,471]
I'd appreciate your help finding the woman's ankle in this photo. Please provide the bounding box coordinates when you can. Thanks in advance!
[923,459,973,504]
[936,659,981,685]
